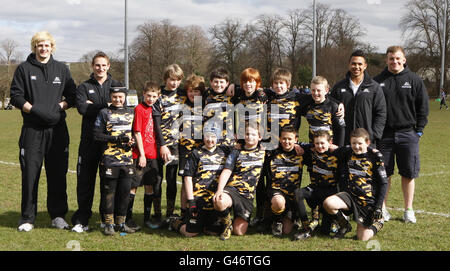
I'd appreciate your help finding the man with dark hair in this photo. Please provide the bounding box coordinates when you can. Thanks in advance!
[330,50,387,146]
[71,51,123,232]
[373,46,429,223]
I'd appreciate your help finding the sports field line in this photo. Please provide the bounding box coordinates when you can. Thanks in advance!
[386,207,450,218]
[1,159,449,218]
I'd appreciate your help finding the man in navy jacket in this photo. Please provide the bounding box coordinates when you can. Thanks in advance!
[374,46,429,224]
[10,31,76,232]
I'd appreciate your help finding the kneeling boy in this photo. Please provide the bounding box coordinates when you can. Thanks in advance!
[323,128,388,241]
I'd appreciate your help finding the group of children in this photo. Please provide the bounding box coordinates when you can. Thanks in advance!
[93,63,387,241]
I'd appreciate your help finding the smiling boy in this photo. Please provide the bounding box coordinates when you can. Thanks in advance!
[304,76,345,146]
[323,128,388,241]
[213,123,265,240]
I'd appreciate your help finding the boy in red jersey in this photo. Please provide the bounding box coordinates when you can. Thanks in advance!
[125,81,165,230]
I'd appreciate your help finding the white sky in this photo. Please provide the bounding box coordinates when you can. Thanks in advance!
[0,0,410,62]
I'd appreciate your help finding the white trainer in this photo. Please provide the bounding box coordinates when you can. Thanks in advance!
[71,224,89,233]
[403,209,417,224]
[18,223,34,232]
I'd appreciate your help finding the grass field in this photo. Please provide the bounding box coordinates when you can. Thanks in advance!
[0,101,449,252]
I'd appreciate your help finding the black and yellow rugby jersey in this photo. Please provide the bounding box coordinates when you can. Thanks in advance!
[204,88,235,147]
[266,90,302,131]
[183,146,231,210]
[94,105,134,167]
[304,147,339,188]
[233,88,268,139]
[267,147,304,197]
[179,99,204,153]
[224,146,266,200]
[159,87,187,147]
[344,151,388,208]
[303,98,346,146]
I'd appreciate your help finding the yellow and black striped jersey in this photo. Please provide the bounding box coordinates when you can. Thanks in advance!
[224,146,266,200]
[204,88,235,148]
[303,98,346,146]
[179,99,203,153]
[183,146,231,210]
[267,148,304,196]
[94,106,134,167]
[159,87,187,147]
[304,147,339,188]
[344,151,388,208]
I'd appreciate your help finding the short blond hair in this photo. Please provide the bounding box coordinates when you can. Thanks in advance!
[31,31,56,54]
[311,75,329,89]
[163,64,184,81]
[271,68,291,86]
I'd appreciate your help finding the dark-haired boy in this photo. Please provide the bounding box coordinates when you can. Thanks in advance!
[266,126,304,236]
[93,87,136,236]
[323,128,388,241]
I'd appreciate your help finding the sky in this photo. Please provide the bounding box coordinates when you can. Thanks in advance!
[0,0,410,63]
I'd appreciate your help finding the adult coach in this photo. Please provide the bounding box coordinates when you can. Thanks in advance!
[10,31,76,232]
[374,46,429,223]
[330,50,386,146]
[71,51,123,232]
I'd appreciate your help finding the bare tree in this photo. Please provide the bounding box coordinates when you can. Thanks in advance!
[252,14,285,86]
[209,18,253,83]
[0,39,20,109]
[182,25,211,77]
[157,19,183,76]
[283,9,308,86]
[330,9,366,49]
[400,0,448,95]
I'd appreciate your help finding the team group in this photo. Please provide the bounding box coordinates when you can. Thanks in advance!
[9,31,429,242]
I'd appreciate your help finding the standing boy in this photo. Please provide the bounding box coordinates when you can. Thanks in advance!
[156,64,186,225]
[204,67,235,148]
[93,87,135,235]
[323,128,388,241]
[72,51,123,232]
[126,82,164,230]
[10,31,76,232]
[213,123,265,240]
[304,76,345,146]
[374,46,429,223]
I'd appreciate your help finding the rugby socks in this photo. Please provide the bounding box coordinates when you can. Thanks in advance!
[144,193,154,222]
[126,193,135,222]
[153,197,162,217]
[166,198,175,217]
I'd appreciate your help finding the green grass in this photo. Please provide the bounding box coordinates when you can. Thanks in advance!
[0,101,449,251]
